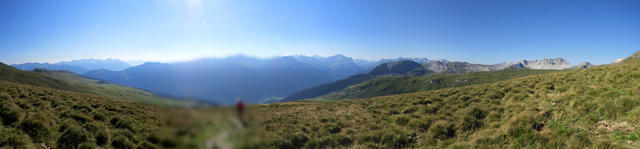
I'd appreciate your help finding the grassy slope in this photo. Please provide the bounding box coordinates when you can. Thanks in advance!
[35,69,196,106]
[0,63,77,91]
[282,60,428,102]
[0,62,265,148]
[0,80,265,148]
[258,57,640,148]
[319,68,560,100]
[0,80,159,148]
[1,62,195,106]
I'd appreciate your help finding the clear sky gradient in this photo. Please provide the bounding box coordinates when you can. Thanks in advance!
[1,0,638,65]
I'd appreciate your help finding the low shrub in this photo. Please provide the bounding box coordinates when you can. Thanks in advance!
[305,139,325,149]
[381,130,413,148]
[459,116,483,132]
[19,118,50,142]
[96,129,110,146]
[69,113,90,124]
[268,138,294,149]
[429,120,455,140]
[284,133,308,148]
[324,135,353,147]
[147,134,160,144]
[93,111,106,121]
[57,125,89,148]
[407,118,431,132]
[0,93,11,100]
[78,143,95,149]
[0,102,23,125]
[358,130,414,148]
[0,129,29,148]
[112,136,135,149]
[459,107,486,132]
[395,116,410,126]
[160,138,179,148]
[111,117,135,131]
[324,124,342,134]
[423,104,440,114]
[140,141,158,149]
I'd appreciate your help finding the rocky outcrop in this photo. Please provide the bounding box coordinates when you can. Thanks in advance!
[510,58,571,70]
[420,58,570,74]
[574,62,595,69]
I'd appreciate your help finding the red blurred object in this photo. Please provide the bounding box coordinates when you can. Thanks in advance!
[236,99,244,114]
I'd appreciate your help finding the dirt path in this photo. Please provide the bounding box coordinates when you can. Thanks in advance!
[205,116,245,149]
[206,131,232,149]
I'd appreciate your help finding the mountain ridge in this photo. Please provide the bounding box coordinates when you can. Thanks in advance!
[11,58,131,74]
[282,57,581,102]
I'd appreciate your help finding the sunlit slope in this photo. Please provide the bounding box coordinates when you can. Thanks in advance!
[0,62,194,106]
[258,54,640,148]
[34,69,196,106]
[318,68,560,100]
[0,80,160,148]
[0,63,77,91]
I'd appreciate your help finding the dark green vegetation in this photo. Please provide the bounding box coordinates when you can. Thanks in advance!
[33,69,197,106]
[319,68,560,100]
[0,80,158,148]
[258,53,640,148]
[0,63,195,106]
[283,60,429,102]
[0,63,77,91]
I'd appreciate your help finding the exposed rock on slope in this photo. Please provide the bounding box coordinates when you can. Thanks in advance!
[515,58,571,70]
[571,62,595,69]
[282,58,576,102]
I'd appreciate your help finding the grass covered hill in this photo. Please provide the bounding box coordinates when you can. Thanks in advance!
[0,63,77,91]
[0,80,160,148]
[258,52,640,148]
[0,62,265,148]
[32,69,196,106]
[318,68,560,101]
[281,60,430,102]
[0,62,194,106]
[0,80,265,148]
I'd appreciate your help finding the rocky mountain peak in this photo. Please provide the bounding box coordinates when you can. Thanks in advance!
[512,58,570,70]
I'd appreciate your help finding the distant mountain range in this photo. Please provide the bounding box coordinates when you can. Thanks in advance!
[83,55,381,104]
[10,55,595,105]
[282,57,593,101]
[11,58,131,74]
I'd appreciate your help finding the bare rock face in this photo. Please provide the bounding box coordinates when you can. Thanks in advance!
[576,62,595,69]
[510,58,571,70]
[612,58,625,64]
[421,58,571,73]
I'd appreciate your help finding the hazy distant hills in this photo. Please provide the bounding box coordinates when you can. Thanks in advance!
[10,55,592,105]
[293,55,366,81]
[0,62,190,106]
[11,58,131,74]
[84,55,378,104]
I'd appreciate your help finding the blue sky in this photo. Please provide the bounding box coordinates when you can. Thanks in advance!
[0,0,638,65]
